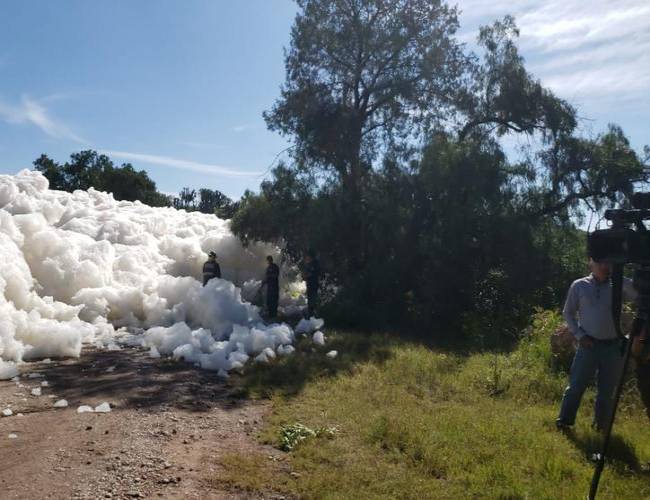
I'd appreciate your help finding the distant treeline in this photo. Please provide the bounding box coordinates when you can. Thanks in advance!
[34,150,237,218]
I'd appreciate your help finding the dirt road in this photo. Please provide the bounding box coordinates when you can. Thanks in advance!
[0,347,287,499]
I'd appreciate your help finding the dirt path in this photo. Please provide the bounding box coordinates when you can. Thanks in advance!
[0,347,288,500]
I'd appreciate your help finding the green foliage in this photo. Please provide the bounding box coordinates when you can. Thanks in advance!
[528,124,648,218]
[459,15,576,141]
[172,186,237,217]
[266,0,466,172]
[265,0,469,270]
[225,328,650,499]
[279,423,317,451]
[279,422,337,452]
[233,133,591,341]
[232,0,650,341]
[232,164,314,256]
[33,150,171,207]
[459,309,567,402]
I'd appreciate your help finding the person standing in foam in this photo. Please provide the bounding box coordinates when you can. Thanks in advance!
[202,251,221,286]
[262,255,280,318]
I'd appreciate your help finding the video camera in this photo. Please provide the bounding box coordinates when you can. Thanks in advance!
[586,191,650,499]
[588,193,650,265]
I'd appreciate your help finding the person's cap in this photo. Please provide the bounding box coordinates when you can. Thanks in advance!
[208,251,217,258]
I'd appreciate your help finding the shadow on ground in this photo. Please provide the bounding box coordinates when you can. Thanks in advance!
[35,347,247,413]
[233,329,396,398]
[34,327,399,410]
[564,428,645,474]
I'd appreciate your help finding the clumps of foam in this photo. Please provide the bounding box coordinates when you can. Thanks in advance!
[0,170,307,378]
[142,317,295,372]
[0,361,18,380]
[312,331,326,346]
[296,317,325,335]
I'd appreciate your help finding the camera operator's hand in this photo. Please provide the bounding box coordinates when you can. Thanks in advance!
[579,336,594,349]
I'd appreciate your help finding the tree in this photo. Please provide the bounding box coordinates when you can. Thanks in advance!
[33,154,67,190]
[525,124,648,219]
[458,16,576,142]
[173,187,198,211]
[197,188,238,218]
[234,0,648,337]
[33,150,171,207]
[232,163,315,257]
[265,0,468,268]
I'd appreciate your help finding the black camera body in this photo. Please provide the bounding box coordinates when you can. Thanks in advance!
[588,226,650,265]
[587,192,650,265]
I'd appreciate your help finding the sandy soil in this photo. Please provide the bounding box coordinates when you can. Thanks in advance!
[0,347,288,500]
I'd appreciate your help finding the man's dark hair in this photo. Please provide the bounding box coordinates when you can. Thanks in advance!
[266,255,273,263]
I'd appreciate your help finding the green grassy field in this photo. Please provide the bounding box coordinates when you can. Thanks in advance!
[224,311,650,499]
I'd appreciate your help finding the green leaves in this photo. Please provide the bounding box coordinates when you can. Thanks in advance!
[460,16,576,141]
[279,422,337,452]
[33,150,171,207]
[266,0,466,177]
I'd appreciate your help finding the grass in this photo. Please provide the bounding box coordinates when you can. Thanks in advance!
[214,452,297,496]
[221,312,650,499]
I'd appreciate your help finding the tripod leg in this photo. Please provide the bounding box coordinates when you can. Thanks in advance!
[588,317,643,500]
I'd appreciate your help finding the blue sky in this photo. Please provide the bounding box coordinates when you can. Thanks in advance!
[0,1,648,199]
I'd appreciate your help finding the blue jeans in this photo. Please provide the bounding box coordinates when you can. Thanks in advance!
[557,341,624,429]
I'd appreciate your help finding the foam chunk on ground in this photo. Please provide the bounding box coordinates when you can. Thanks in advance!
[77,405,94,413]
[94,402,111,413]
[0,360,18,380]
[53,399,68,408]
[312,331,326,346]
[326,350,338,359]
[2,408,12,416]
[277,344,295,356]
[296,317,325,334]
[253,346,278,364]
[31,387,41,396]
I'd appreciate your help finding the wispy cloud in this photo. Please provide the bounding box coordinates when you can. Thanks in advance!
[458,0,650,104]
[0,95,85,143]
[179,140,223,149]
[101,150,261,177]
[232,123,257,133]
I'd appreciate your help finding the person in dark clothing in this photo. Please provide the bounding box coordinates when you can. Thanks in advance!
[302,250,320,317]
[262,255,280,318]
[202,251,221,286]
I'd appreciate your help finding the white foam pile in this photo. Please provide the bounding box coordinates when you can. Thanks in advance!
[0,170,319,379]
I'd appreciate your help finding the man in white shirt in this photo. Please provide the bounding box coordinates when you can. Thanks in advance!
[557,259,636,431]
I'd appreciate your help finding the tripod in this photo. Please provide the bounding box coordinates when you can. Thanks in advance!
[588,265,650,499]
